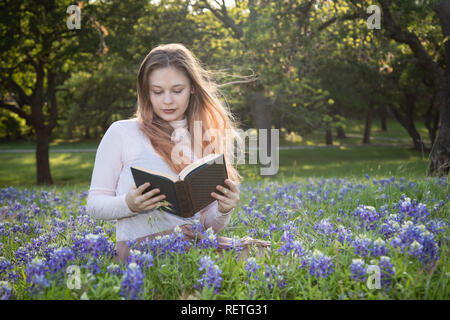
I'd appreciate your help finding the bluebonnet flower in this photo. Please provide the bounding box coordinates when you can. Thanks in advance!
[0,281,12,300]
[107,263,123,276]
[196,256,223,294]
[244,257,260,280]
[390,236,403,250]
[225,236,243,253]
[15,246,32,265]
[249,196,258,207]
[378,256,395,288]
[47,247,76,273]
[267,223,279,235]
[0,257,17,282]
[264,264,286,290]
[145,235,172,257]
[379,217,400,239]
[73,233,115,259]
[353,205,379,230]
[26,257,50,290]
[168,225,191,254]
[197,228,219,249]
[419,231,439,264]
[408,240,423,257]
[350,259,367,281]
[278,231,296,256]
[371,238,389,257]
[0,223,9,237]
[126,249,154,269]
[353,235,372,257]
[83,257,101,275]
[336,225,353,245]
[120,262,144,300]
[309,250,334,278]
[313,219,335,235]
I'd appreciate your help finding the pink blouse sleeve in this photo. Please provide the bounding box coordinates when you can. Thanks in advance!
[86,122,136,221]
[200,200,234,233]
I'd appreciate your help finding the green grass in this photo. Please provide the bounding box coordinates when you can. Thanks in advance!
[0,118,432,150]
[0,146,431,188]
[281,119,433,147]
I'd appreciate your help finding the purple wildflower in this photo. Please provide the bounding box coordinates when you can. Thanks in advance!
[47,247,76,274]
[107,264,123,277]
[350,259,367,282]
[309,250,334,278]
[197,228,219,249]
[244,257,260,280]
[126,249,154,269]
[120,262,144,300]
[408,240,423,257]
[196,256,223,294]
[26,257,50,290]
[0,281,12,300]
[371,238,389,257]
[353,235,372,257]
[313,219,335,235]
[378,256,395,288]
[264,264,286,290]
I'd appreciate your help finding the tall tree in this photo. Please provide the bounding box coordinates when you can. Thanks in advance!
[376,0,450,175]
[0,0,104,184]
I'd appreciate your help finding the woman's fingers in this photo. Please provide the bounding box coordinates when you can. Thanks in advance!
[211,191,234,205]
[142,194,166,208]
[224,179,239,194]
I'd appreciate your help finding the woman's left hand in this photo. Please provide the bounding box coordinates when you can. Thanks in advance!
[211,179,240,215]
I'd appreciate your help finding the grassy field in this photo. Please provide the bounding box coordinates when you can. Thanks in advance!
[0,118,448,300]
[0,146,430,188]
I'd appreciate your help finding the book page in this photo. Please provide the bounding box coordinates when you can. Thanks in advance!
[132,165,179,183]
[179,153,223,181]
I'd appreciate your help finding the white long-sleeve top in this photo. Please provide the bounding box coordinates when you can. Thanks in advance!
[86,117,232,241]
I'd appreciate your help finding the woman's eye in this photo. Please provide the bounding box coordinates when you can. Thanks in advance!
[153,90,182,94]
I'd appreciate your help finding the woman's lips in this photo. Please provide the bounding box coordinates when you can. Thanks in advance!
[163,109,176,114]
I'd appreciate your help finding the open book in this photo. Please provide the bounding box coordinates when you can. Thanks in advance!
[130,153,228,218]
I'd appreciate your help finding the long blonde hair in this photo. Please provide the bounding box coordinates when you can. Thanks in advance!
[133,43,242,184]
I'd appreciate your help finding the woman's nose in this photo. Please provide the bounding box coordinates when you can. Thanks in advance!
[163,92,173,104]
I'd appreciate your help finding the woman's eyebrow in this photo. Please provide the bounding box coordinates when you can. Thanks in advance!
[151,84,185,88]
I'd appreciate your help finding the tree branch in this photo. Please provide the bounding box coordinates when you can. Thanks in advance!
[197,0,244,39]
[0,101,32,125]
[378,0,443,82]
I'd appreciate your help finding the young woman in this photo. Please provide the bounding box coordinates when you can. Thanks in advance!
[87,43,269,263]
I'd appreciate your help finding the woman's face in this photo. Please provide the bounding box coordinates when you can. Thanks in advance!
[149,66,193,122]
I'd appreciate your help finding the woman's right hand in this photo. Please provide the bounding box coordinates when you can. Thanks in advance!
[125,182,166,213]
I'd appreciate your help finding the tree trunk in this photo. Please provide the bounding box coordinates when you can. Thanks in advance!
[326,127,333,145]
[35,126,53,185]
[84,126,90,139]
[424,99,440,147]
[379,104,388,131]
[389,93,427,152]
[336,126,346,139]
[65,121,74,140]
[428,76,450,175]
[363,101,374,144]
